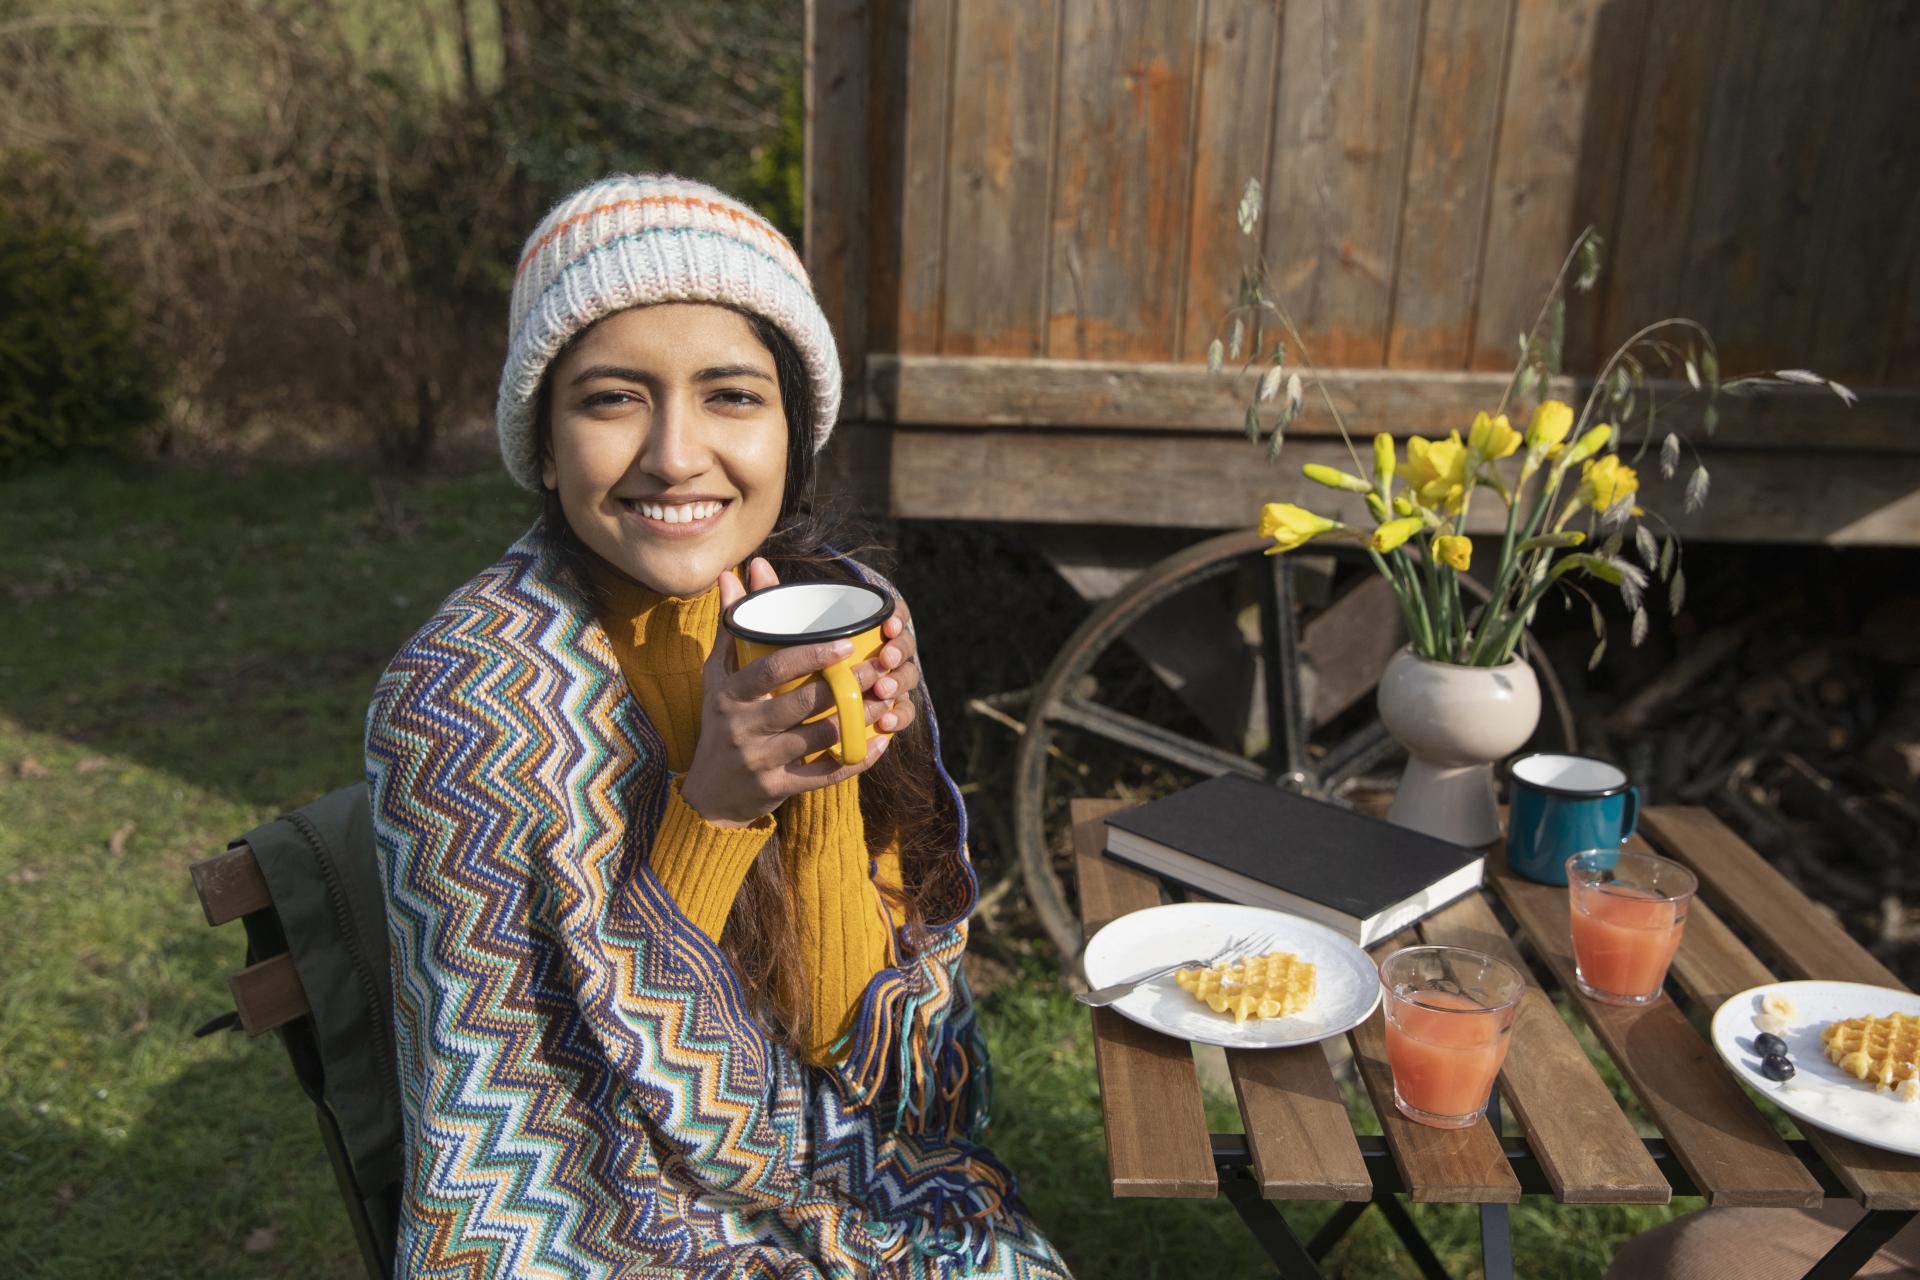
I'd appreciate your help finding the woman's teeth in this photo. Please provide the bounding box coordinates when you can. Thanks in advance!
[632,499,724,524]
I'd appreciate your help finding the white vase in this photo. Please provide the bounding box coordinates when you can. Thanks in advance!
[1376,646,1541,847]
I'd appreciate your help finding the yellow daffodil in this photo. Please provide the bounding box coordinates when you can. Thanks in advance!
[1302,463,1373,494]
[1467,411,1520,461]
[1563,423,1613,467]
[1403,432,1470,512]
[1578,455,1640,511]
[1259,503,1338,554]
[1368,516,1425,554]
[1434,534,1472,571]
[1373,433,1396,489]
[1526,400,1574,452]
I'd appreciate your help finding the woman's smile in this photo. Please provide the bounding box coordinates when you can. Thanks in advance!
[619,494,732,537]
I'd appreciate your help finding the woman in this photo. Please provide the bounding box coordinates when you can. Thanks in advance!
[366,175,1071,1278]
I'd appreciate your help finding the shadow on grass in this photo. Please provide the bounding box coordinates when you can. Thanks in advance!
[0,460,533,814]
[1,1049,361,1279]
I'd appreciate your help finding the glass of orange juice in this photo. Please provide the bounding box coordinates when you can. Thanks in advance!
[1567,848,1697,1005]
[1378,946,1525,1129]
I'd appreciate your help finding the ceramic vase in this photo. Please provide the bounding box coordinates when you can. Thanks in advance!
[1376,646,1541,847]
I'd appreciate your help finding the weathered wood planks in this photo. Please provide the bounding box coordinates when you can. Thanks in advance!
[941,0,1058,357]
[1072,799,1218,1197]
[1046,1,1199,360]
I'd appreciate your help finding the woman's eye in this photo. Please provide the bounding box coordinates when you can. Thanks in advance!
[712,389,762,408]
[583,390,641,409]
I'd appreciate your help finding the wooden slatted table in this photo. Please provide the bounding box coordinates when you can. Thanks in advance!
[1072,800,1920,1279]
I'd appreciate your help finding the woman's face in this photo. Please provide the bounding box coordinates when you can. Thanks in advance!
[543,303,790,598]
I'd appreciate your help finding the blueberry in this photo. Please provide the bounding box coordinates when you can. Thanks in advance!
[1754,1032,1789,1058]
[1760,1054,1795,1082]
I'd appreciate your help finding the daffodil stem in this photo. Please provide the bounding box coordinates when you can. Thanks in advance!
[1370,548,1426,651]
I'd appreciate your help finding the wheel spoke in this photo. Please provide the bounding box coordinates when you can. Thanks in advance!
[1255,553,1312,781]
[1320,720,1398,789]
[1048,696,1267,781]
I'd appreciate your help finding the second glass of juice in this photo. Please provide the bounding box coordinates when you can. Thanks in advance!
[1379,946,1525,1130]
[1567,848,1698,1005]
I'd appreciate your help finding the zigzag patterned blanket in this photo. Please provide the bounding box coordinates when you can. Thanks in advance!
[366,528,1072,1278]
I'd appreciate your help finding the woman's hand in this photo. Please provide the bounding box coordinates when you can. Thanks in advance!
[677,558,919,828]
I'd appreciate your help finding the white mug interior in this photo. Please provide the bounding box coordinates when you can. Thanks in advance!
[1512,752,1626,794]
[728,582,888,640]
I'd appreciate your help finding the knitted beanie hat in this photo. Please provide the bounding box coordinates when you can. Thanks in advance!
[496,173,842,491]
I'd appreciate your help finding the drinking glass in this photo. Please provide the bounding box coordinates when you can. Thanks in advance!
[1378,946,1525,1130]
[1567,848,1698,1005]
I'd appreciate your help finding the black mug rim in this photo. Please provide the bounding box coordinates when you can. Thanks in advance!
[721,581,893,646]
[1505,751,1633,801]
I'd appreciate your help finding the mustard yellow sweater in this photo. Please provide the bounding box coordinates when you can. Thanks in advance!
[595,574,903,1065]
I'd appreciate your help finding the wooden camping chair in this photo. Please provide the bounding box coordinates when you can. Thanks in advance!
[191,796,397,1280]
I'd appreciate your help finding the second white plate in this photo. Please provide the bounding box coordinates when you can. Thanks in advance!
[1080,901,1381,1050]
[1710,980,1920,1158]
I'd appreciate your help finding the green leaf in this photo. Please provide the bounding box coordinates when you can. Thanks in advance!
[1590,602,1605,637]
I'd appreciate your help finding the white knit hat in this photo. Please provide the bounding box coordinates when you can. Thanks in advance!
[496,173,842,491]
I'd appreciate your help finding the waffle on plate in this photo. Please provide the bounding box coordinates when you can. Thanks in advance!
[1175,950,1316,1024]
[1822,1012,1920,1097]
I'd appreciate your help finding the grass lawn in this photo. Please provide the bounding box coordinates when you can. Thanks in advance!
[1,458,1688,1277]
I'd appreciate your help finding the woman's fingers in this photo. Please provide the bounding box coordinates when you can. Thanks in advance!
[755,690,892,764]
[747,556,780,593]
[754,658,883,730]
[778,727,894,788]
[709,569,748,680]
[727,638,858,701]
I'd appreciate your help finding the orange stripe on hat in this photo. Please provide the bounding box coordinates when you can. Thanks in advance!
[516,193,798,281]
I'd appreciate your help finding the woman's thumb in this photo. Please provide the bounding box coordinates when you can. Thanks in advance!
[708,568,747,679]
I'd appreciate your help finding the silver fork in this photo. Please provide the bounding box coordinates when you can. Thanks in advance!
[1075,930,1276,1008]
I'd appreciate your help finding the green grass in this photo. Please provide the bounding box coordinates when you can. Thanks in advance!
[0,458,1686,1276]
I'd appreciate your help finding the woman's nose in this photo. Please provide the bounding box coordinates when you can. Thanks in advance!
[634,393,708,484]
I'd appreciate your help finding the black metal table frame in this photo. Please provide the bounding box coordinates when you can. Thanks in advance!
[1210,1094,1917,1280]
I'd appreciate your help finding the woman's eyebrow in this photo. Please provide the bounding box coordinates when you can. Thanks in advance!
[568,363,652,386]
[693,364,774,383]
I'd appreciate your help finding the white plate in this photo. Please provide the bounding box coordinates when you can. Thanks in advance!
[1710,980,1920,1158]
[1080,902,1381,1050]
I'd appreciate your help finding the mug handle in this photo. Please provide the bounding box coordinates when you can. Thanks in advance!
[821,660,867,766]
[1619,784,1641,843]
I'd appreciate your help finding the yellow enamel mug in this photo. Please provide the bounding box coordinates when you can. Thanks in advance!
[721,580,894,765]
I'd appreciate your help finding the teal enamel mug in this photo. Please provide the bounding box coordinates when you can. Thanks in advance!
[1505,753,1641,885]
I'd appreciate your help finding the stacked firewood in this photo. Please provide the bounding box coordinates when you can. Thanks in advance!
[1582,596,1920,984]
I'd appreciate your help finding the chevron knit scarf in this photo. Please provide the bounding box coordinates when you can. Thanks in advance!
[365,527,1072,1278]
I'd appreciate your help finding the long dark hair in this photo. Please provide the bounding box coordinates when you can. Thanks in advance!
[532,305,970,1056]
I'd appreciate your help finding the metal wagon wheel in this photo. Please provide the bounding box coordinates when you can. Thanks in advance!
[1012,528,1578,970]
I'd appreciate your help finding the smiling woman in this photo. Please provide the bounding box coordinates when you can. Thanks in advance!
[363,174,1071,1278]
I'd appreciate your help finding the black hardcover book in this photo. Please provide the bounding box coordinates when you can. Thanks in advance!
[1102,775,1484,945]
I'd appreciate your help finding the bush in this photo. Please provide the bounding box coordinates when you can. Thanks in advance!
[0,190,159,473]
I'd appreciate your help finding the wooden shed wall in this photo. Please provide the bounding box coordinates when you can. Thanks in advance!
[807,0,1920,543]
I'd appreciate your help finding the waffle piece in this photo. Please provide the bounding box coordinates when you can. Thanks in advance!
[1821,1013,1920,1094]
[1174,950,1316,1023]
